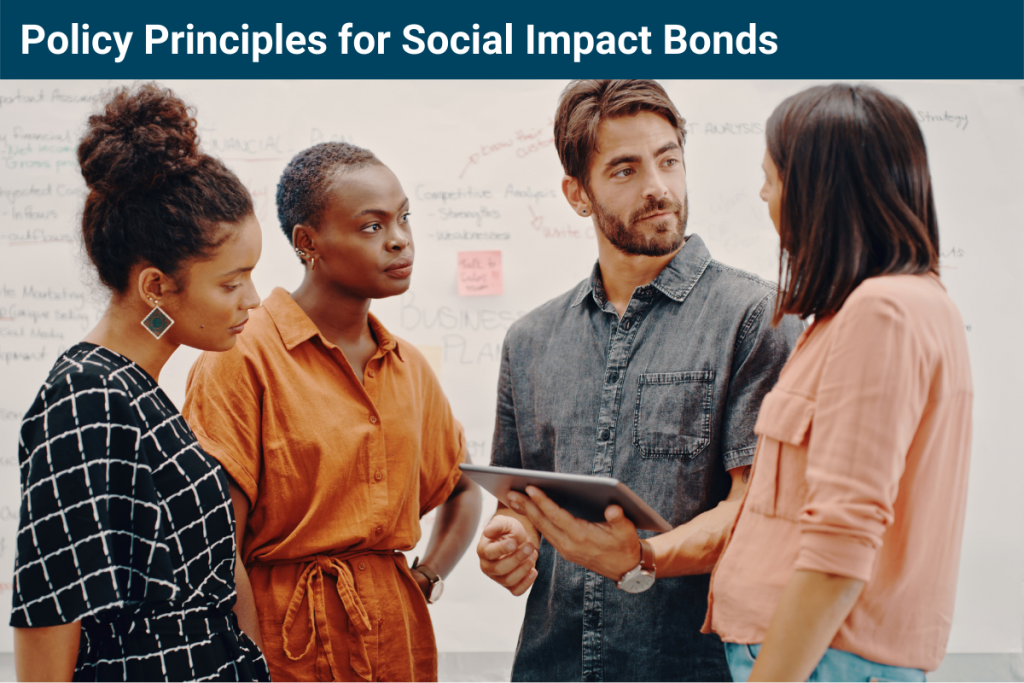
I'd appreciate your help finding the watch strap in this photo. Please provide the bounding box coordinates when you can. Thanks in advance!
[638,538,656,574]
[411,557,440,585]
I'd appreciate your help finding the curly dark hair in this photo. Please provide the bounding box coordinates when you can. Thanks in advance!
[276,142,380,255]
[78,82,253,293]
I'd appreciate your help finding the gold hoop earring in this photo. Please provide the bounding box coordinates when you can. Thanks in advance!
[310,255,316,271]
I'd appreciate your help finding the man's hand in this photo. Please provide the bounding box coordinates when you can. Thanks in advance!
[477,514,539,596]
[508,486,640,581]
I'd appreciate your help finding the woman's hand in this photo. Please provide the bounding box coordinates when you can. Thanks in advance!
[411,567,432,599]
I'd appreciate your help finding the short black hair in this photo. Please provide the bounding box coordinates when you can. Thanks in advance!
[276,142,380,249]
[78,82,253,293]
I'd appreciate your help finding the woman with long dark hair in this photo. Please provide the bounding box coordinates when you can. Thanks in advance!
[704,84,973,681]
[11,83,269,681]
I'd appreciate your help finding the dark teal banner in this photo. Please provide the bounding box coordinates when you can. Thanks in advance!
[3,0,1022,79]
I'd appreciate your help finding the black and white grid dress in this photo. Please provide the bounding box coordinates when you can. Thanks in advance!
[11,343,270,682]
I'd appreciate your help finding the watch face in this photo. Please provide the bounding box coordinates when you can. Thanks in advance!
[429,578,444,603]
[620,571,655,594]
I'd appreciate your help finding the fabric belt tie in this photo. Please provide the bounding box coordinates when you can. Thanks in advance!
[272,549,399,682]
[103,611,234,638]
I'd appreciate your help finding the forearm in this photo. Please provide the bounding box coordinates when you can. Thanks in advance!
[748,569,865,682]
[419,481,483,578]
[224,478,263,651]
[648,498,741,577]
[232,553,265,652]
[14,622,81,681]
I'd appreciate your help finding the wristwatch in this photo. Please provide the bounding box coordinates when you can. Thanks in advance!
[411,557,444,604]
[616,538,656,593]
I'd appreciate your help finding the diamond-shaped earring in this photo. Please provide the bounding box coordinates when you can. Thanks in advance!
[141,301,175,340]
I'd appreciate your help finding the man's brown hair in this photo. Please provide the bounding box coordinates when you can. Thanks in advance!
[554,80,687,189]
[767,84,940,325]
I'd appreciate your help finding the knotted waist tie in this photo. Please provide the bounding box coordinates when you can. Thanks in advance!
[256,549,402,682]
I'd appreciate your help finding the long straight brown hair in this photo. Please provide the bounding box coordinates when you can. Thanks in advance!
[767,84,940,325]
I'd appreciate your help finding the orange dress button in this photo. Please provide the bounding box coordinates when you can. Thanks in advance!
[375,525,383,535]
[369,415,378,424]
[374,471,383,481]
[367,369,375,378]
[358,562,366,571]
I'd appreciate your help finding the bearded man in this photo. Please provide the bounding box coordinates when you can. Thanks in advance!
[476,80,804,682]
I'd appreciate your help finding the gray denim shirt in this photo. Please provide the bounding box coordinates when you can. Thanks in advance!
[491,234,804,682]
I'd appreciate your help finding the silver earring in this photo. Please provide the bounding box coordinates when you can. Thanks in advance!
[295,248,306,257]
[141,298,175,339]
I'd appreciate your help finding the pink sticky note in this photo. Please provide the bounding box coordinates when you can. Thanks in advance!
[457,250,503,296]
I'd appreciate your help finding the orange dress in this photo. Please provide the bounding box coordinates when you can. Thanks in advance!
[182,288,465,682]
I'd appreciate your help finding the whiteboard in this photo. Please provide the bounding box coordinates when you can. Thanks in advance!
[0,80,1021,658]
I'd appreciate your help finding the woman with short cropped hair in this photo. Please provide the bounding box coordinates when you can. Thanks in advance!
[183,142,482,682]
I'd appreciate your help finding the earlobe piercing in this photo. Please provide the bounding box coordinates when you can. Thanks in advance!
[582,209,589,216]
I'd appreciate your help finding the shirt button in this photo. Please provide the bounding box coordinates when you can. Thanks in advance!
[375,525,384,535]
[369,415,378,424]
[374,471,383,481]
[622,320,631,330]
[367,369,375,378]
[599,429,610,441]
[608,371,619,383]
[358,562,366,571]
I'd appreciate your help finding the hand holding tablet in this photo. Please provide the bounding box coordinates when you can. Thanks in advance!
[460,464,672,533]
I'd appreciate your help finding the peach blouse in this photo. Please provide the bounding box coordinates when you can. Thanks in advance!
[705,274,973,671]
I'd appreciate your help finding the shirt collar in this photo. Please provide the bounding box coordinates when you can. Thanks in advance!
[263,287,404,362]
[570,233,713,308]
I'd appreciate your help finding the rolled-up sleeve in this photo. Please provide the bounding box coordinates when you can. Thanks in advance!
[796,292,930,581]
[412,346,467,515]
[182,349,264,506]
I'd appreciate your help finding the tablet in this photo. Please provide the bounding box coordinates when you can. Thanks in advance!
[460,464,673,533]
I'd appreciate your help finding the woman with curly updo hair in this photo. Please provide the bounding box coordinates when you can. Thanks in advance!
[10,83,269,681]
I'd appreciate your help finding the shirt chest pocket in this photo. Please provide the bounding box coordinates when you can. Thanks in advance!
[745,390,814,520]
[632,371,714,460]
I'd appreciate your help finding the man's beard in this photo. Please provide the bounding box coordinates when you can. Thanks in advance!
[593,193,688,257]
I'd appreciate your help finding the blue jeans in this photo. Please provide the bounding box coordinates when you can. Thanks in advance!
[724,642,926,682]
